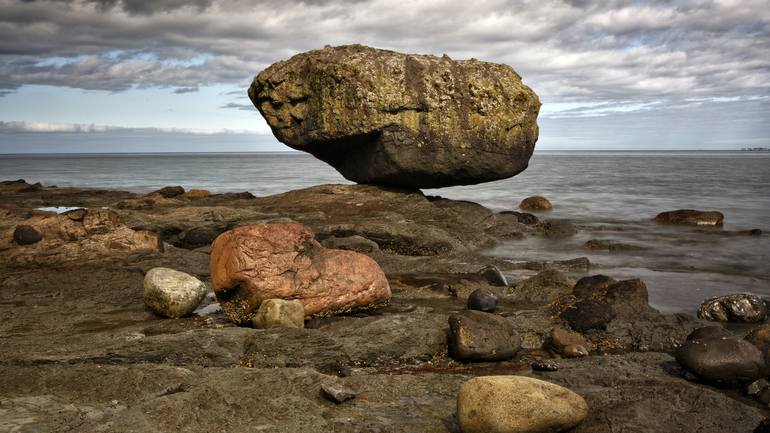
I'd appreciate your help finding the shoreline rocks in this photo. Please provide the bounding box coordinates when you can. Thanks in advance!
[698,293,768,323]
[249,44,540,188]
[675,338,765,387]
[252,299,305,329]
[655,209,724,226]
[210,223,391,323]
[143,267,207,318]
[457,375,588,433]
[448,310,521,362]
[520,196,552,211]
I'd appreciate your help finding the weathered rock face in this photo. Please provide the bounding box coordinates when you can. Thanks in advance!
[210,223,391,323]
[457,375,588,433]
[249,44,540,188]
[448,310,521,362]
[698,293,768,323]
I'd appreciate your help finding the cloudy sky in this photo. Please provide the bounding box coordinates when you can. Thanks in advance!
[0,0,768,153]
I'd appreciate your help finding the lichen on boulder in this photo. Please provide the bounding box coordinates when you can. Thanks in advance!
[249,44,540,188]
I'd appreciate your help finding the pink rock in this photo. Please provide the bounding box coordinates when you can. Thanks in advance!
[210,223,391,323]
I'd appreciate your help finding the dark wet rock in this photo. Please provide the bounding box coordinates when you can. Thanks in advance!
[13,224,43,245]
[531,359,559,371]
[510,269,575,305]
[148,186,185,198]
[698,293,768,323]
[519,257,590,273]
[737,229,763,236]
[477,264,508,286]
[519,195,552,211]
[605,278,651,317]
[549,327,590,358]
[249,44,540,189]
[448,310,521,362]
[572,274,617,299]
[320,382,357,404]
[655,209,724,226]
[686,326,733,341]
[538,219,577,239]
[561,299,616,332]
[675,338,765,387]
[210,191,256,200]
[467,288,498,312]
[584,239,648,252]
[176,226,224,249]
[321,235,380,253]
[756,418,770,433]
[498,210,539,225]
[745,324,770,360]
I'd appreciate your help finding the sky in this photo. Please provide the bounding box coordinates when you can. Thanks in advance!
[0,0,768,153]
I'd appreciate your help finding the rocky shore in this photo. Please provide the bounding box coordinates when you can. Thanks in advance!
[1,179,768,432]
[2,46,768,432]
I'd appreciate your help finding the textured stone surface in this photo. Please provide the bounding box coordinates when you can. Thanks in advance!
[457,375,588,433]
[251,298,305,329]
[655,209,724,226]
[13,224,42,245]
[467,288,498,312]
[698,293,768,323]
[448,310,521,362]
[210,223,391,323]
[249,44,540,188]
[143,267,207,318]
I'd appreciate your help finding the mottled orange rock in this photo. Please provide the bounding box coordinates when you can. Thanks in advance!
[210,223,391,323]
[185,189,211,199]
[519,195,552,211]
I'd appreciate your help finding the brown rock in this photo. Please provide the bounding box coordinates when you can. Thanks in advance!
[210,223,391,323]
[655,209,724,226]
[13,224,42,245]
[549,327,589,357]
[148,185,185,198]
[185,189,211,199]
[448,310,521,362]
[520,196,552,211]
[573,274,617,299]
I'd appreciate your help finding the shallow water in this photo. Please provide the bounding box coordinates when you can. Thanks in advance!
[2,150,768,313]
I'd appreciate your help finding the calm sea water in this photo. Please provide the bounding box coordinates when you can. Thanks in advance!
[1,151,768,313]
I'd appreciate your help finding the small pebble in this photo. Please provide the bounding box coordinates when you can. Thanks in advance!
[531,359,559,371]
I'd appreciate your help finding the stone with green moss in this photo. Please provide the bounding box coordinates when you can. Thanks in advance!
[249,44,541,188]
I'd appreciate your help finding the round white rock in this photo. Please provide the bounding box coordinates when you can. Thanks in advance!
[143,267,207,318]
[457,375,588,433]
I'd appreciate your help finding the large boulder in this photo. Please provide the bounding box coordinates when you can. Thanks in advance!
[249,44,540,188]
[655,209,724,226]
[210,223,391,323]
[457,375,588,433]
[675,338,765,387]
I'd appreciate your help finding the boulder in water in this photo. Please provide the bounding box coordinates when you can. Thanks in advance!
[698,293,768,323]
[249,44,540,188]
[519,196,552,211]
[655,209,724,226]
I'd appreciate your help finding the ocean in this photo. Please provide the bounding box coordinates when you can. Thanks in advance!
[1,150,768,313]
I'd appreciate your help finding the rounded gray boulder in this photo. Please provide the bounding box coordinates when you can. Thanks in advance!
[143,267,207,318]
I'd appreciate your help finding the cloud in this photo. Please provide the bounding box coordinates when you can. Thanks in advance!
[220,102,255,111]
[0,120,261,135]
[0,0,767,102]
